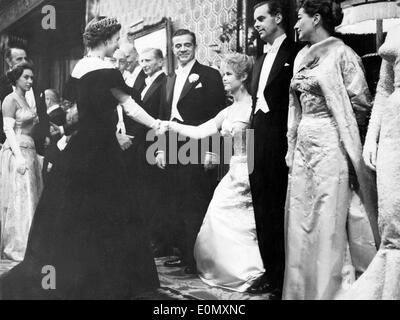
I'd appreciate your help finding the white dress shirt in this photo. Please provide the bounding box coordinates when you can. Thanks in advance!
[141,70,165,100]
[255,33,287,114]
[170,59,197,122]
[124,65,142,87]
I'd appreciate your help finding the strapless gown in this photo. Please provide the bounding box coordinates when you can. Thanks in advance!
[194,110,265,292]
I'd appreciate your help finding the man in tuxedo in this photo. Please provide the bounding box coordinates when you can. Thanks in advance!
[126,48,169,257]
[157,29,225,274]
[121,48,167,178]
[247,0,300,296]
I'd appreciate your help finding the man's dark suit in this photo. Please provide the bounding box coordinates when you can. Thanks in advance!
[249,38,299,291]
[159,61,225,268]
[123,72,169,255]
[133,69,146,96]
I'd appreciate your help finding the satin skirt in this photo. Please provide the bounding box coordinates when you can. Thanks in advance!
[194,155,265,292]
[283,117,355,300]
[0,134,43,261]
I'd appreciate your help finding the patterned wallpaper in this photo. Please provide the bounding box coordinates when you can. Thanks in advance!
[98,0,238,66]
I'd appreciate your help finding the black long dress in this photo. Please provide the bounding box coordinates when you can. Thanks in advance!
[0,65,159,299]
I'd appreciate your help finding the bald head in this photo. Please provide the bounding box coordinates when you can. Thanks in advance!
[120,42,138,72]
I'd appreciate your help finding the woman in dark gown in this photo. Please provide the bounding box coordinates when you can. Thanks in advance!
[0,17,161,300]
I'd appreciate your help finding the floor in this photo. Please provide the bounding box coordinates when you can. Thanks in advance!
[0,257,271,300]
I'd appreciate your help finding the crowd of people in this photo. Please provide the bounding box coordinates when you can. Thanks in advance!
[0,0,399,300]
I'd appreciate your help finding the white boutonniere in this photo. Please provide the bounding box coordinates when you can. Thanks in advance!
[188,73,200,83]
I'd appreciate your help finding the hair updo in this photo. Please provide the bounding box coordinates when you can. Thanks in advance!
[7,62,34,86]
[83,16,122,49]
[299,0,344,35]
[223,53,253,91]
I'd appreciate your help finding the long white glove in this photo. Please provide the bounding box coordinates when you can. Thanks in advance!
[167,119,219,140]
[3,117,27,174]
[121,97,163,134]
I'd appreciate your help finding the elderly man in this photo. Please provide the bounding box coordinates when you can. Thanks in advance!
[125,47,168,256]
[110,48,128,74]
[120,42,146,93]
[42,89,66,175]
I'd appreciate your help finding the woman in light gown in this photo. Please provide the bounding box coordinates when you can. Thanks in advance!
[167,53,265,292]
[343,6,400,299]
[283,0,379,300]
[0,63,43,262]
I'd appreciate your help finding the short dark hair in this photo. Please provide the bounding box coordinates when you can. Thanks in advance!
[172,29,197,46]
[5,46,27,61]
[6,62,34,86]
[254,0,289,32]
[299,0,344,35]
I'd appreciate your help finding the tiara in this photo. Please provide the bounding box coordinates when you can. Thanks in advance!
[85,17,120,34]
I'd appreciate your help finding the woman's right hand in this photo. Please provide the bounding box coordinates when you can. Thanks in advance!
[16,156,27,175]
[363,140,378,171]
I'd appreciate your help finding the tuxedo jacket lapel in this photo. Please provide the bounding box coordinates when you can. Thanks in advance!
[166,74,176,107]
[178,61,200,103]
[142,73,165,105]
[266,38,290,88]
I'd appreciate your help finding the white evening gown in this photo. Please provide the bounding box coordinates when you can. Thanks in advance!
[194,105,265,292]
